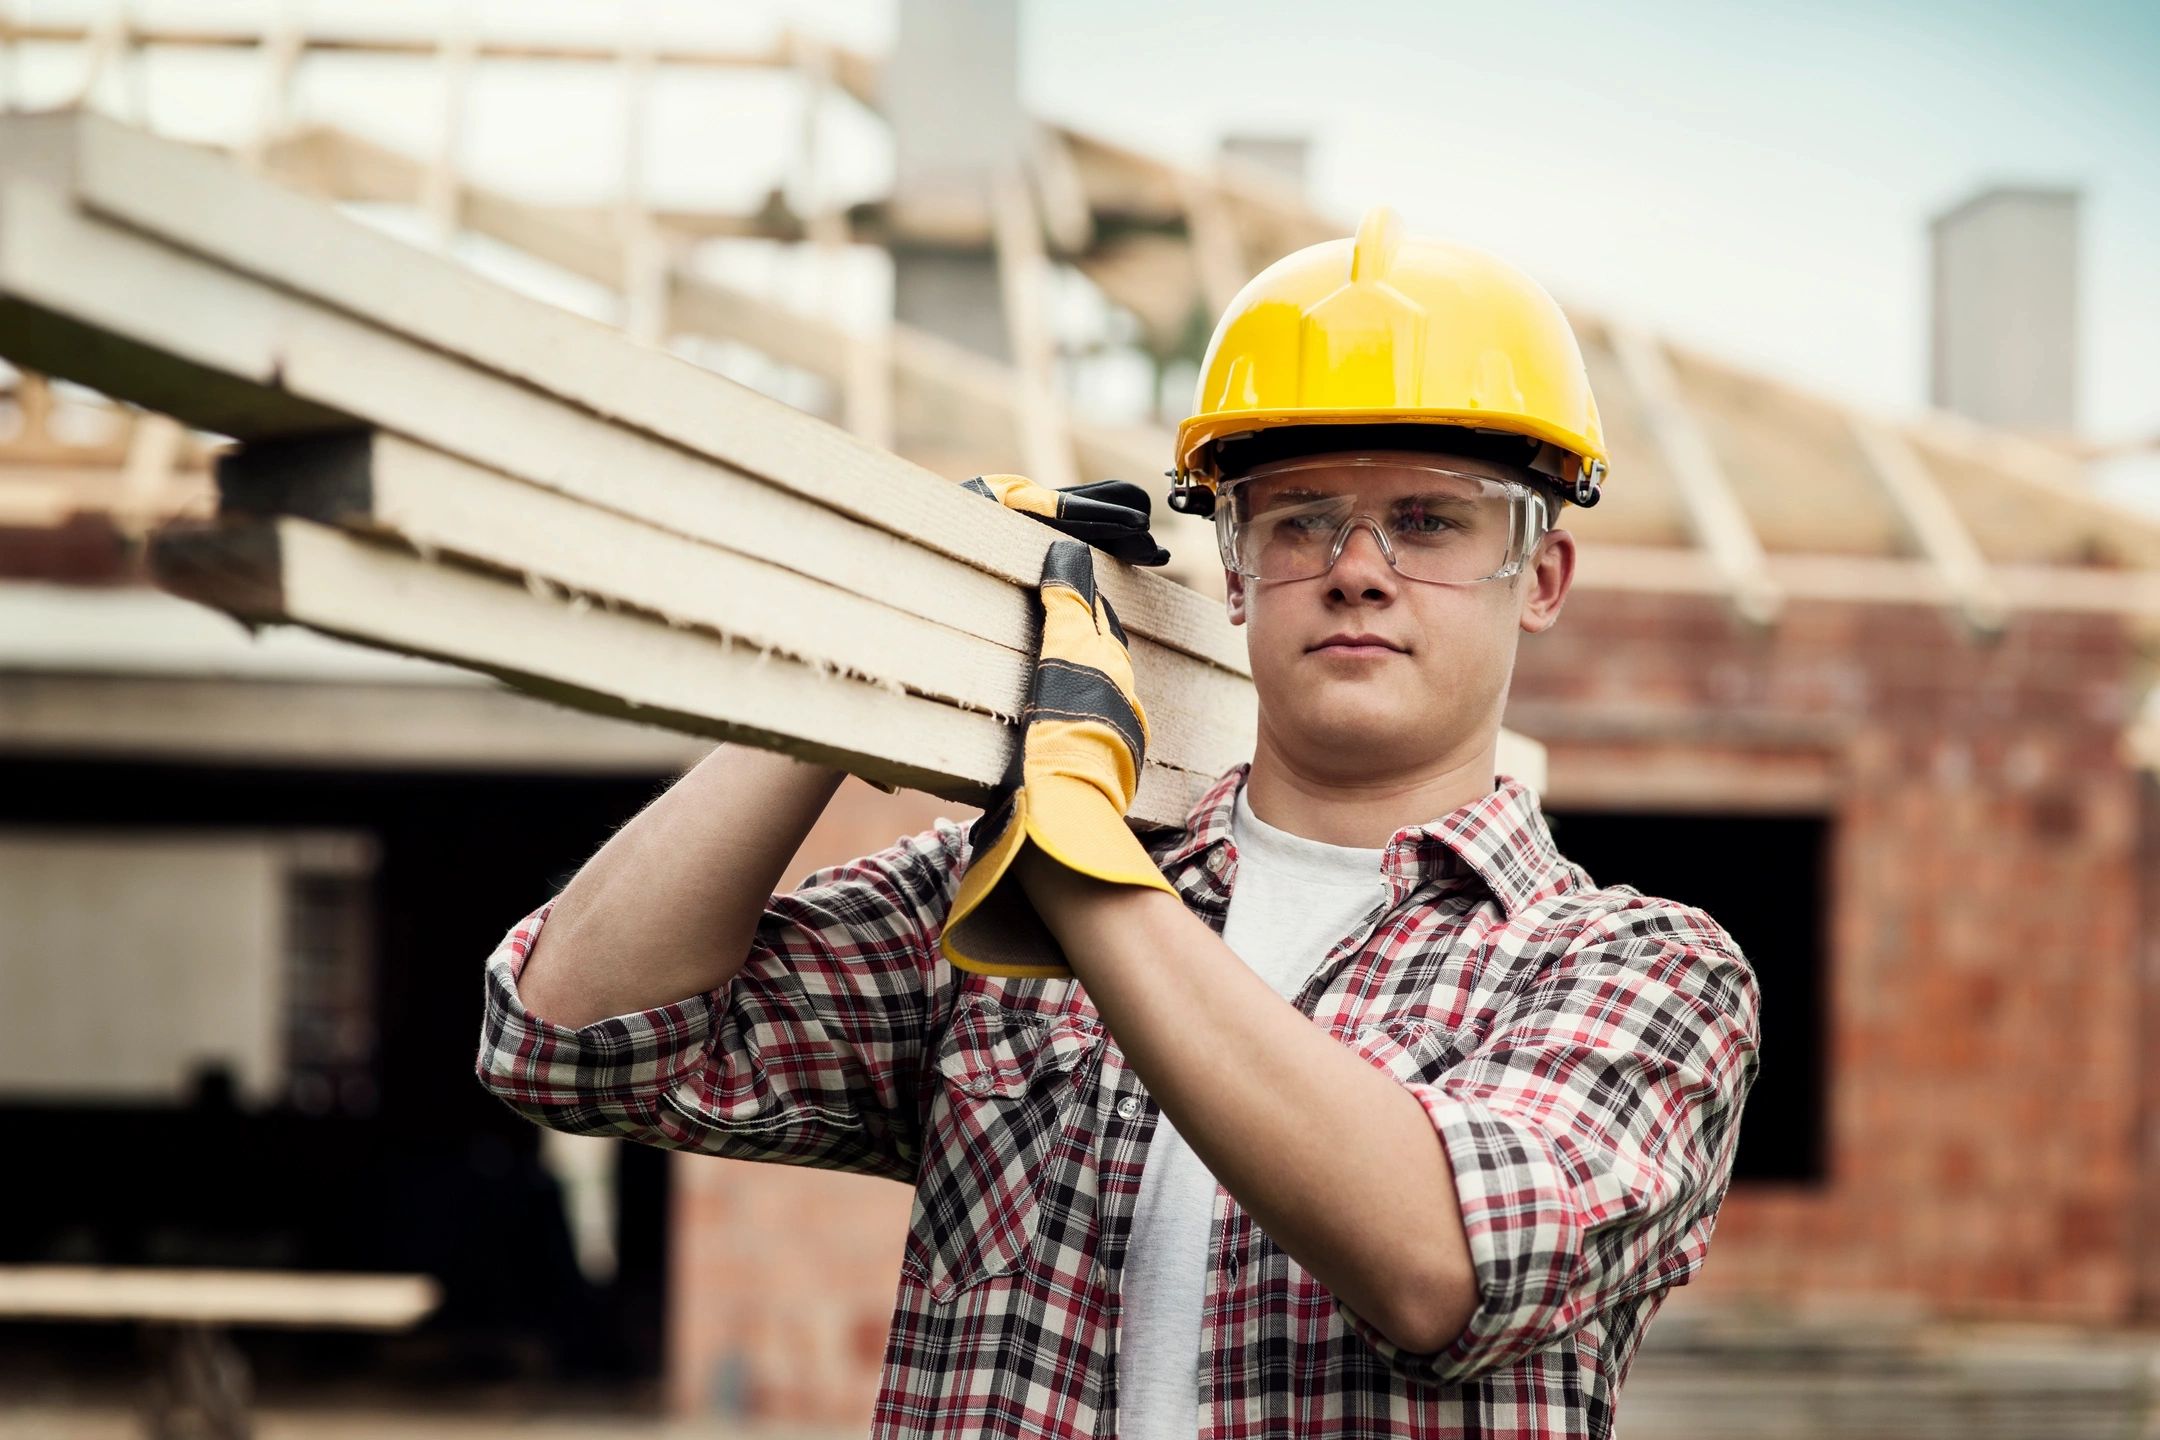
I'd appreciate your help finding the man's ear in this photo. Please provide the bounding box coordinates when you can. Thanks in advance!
[1519,528,1575,635]
[1224,568,1246,626]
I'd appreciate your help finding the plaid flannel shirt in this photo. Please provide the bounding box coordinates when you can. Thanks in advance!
[478,762,1760,1439]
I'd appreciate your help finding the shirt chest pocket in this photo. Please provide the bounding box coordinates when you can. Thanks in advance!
[1347,1013,1476,1086]
[904,995,1102,1303]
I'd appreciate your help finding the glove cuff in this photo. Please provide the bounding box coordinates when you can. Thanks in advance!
[940,778,1174,979]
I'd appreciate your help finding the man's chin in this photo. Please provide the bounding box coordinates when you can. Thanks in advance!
[1284,701,1420,757]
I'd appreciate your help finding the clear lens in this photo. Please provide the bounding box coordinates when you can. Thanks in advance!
[1216,459,1536,585]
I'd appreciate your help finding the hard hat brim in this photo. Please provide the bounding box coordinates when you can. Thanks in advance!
[1176,408,1606,487]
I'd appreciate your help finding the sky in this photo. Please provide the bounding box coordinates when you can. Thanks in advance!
[1012,0,2160,495]
[9,0,2158,499]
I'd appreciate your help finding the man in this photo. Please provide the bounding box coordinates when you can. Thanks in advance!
[477,206,1761,1439]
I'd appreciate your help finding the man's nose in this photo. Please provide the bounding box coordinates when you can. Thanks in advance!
[1325,518,1398,601]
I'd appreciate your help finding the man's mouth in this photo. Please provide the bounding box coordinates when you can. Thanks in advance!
[1308,632,1406,657]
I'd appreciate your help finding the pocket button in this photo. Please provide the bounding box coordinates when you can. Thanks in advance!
[1117,1095,1141,1121]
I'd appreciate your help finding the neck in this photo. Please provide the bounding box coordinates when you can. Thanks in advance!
[1243,730,1499,849]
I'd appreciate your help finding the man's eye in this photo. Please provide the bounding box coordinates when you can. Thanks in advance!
[1393,508,1456,535]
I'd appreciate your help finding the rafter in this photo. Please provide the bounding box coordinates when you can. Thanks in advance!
[1608,322,1784,627]
[1849,414,2009,638]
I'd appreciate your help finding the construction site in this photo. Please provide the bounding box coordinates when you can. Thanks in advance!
[2,1,2158,1436]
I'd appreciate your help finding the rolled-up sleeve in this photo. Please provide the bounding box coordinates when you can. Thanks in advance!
[476,818,971,1186]
[1338,903,1762,1386]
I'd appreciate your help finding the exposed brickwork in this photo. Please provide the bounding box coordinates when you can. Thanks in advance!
[1511,591,2144,1327]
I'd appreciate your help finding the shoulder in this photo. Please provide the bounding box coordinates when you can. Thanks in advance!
[778,816,976,921]
[1513,866,1758,1024]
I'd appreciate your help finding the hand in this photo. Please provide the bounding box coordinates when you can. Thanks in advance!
[961,473,1173,567]
[940,540,1176,978]
[854,473,1169,800]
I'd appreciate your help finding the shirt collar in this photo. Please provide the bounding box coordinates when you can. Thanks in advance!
[1159,761,1565,920]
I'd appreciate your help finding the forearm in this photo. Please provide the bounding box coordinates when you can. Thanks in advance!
[517,742,847,1028]
[1018,849,1478,1353]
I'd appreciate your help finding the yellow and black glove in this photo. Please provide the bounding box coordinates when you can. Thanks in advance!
[867,473,1170,798]
[961,473,1173,567]
[940,539,1178,978]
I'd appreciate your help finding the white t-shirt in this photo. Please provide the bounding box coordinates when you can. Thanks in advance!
[1117,780,1389,1439]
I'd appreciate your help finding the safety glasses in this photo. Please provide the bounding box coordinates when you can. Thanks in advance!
[1214,457,1551,586]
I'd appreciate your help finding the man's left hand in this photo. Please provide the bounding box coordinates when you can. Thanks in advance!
[940,539,1176,979]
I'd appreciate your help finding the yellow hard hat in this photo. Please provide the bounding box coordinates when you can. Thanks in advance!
[1170,206,1608,515]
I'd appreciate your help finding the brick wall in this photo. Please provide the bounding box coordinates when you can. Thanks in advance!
[1511,590,2144,1325]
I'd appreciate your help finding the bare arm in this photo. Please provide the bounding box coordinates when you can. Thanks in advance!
[516,742,848,1029]
[1015,849,1478,1356]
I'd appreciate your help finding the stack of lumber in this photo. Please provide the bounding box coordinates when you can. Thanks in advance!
[0,112,1543,824]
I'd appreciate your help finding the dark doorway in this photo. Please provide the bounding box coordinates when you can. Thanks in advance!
[0,756,679,1399]
[1543,806,1829,1186]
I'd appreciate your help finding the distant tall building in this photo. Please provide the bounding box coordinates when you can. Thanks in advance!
[1929,186,2080,435]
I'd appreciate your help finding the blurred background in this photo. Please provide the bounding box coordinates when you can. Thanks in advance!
[1,0,2157,1436]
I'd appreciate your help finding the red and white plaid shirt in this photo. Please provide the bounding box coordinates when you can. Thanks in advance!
[478,762,1760,1439]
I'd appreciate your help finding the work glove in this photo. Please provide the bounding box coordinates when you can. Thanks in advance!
[940,539,1178,978]
[860,474,1171,799]
[961,473,1173,567]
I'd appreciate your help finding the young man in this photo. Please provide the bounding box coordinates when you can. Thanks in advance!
[478,207,1761,1439]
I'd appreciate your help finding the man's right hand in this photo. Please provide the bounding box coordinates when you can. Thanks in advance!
[961,473,1173,567]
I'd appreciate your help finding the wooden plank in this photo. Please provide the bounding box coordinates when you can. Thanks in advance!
[112,410,185,538]
[0,143,1239,680]
[7,19,878,88]
[615,13,666,347]
[234,8,304,172]
[0,112,1242,674]
[1849,412,2010,637]
[211,432,1256,785]
[0,207,1247,763]
[212,435,1031,725]
[0,1265,439,1329]
[990,168,1079,492]
[1607,322,1783,627]
[146,513,1220,823]
[790,38,890,449]
[417,12,474,244]
[0,209,1259,816]
[1028,122,1094,254]
[251,123,1222,588]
